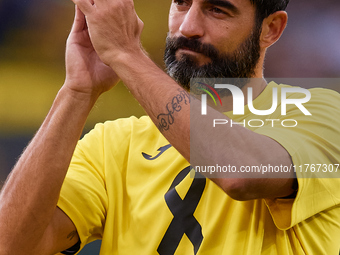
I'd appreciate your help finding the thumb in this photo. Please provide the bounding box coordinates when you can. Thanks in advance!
[70,5,87,33]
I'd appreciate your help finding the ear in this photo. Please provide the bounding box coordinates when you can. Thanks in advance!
[260,11,288,49]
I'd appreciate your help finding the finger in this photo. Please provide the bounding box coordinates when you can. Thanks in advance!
[70,5,87,33]
[70,0,93,15]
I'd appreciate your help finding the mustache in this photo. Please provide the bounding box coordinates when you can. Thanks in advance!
[165,36,221,60]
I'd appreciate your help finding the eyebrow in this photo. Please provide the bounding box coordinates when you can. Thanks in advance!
[203,0,240,15]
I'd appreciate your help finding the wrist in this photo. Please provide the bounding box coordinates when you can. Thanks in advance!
[59,83,101,114]
[108,49,156,84]
[108,48,149,71]
[62,80,101,104]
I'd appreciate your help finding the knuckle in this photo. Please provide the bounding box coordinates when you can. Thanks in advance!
[139,20,144,29]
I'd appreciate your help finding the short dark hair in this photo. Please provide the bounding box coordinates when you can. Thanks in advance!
[250,0,290,25]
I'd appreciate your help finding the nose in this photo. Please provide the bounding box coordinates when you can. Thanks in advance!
[179,5,205,39]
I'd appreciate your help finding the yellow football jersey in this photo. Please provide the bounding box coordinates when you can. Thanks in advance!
[57,82,340,254]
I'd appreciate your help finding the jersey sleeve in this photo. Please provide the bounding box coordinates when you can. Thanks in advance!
[255,87,340,229]
[57,123,109,252]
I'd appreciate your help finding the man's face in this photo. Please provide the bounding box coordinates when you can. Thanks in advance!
[164,0,262,90]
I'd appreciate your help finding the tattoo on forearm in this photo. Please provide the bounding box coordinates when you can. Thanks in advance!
[157,89,190,132]
[67,230,77,241]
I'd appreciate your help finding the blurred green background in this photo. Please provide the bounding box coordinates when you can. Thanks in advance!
[0,0,339,254]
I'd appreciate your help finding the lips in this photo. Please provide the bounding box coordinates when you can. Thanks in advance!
[178,47,202,54]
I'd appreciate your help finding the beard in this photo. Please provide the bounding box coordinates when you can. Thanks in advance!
[164,26,262,91]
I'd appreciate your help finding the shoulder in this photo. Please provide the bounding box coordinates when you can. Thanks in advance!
[272,81,340,102]
[267,82,340,118]
[95,115,154,133]
[82,115,156,141]
[74,116,158,159]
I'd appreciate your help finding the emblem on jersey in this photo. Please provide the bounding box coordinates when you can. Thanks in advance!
[142,144,172,160]
[157,166,206,255]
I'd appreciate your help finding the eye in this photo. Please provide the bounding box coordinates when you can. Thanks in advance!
[211,7,224,14]
[208,6,230,18]
[173,0,188,6]
[210,7,227,15]
[173,0,190,11]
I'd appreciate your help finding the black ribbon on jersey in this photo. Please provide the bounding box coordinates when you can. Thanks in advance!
[157,166,206,255]
[61,240,81,255]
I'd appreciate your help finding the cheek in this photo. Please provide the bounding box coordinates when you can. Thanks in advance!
[209,25,246,53]
[168,9,183,36]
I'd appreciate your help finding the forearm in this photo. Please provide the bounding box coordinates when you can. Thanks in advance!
[111,52,191,160]
[0,85,97,253]
[190,104,295,199]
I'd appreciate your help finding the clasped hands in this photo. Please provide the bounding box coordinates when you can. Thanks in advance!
[64,0,144,98]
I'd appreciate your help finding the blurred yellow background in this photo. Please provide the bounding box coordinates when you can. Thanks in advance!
[0,0,171,135]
